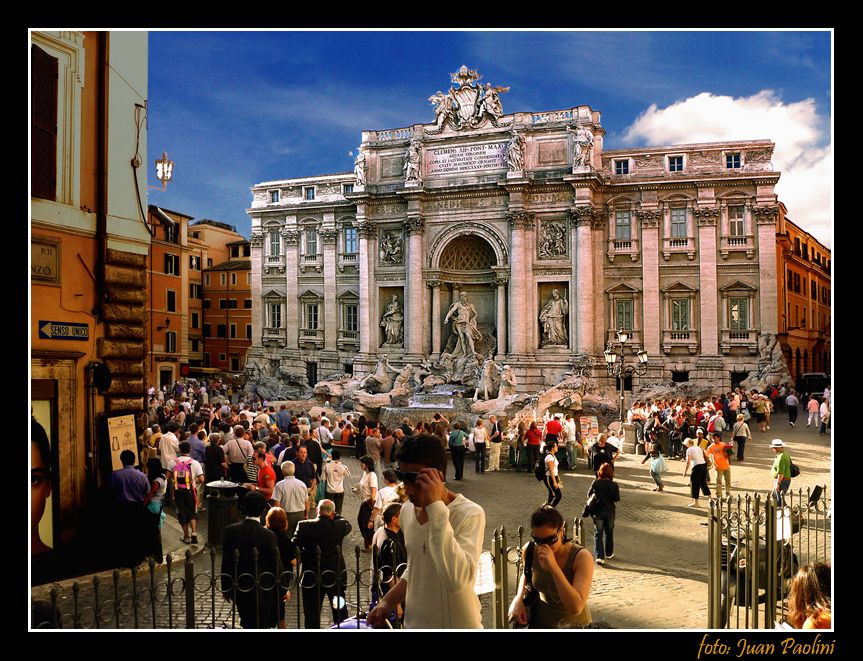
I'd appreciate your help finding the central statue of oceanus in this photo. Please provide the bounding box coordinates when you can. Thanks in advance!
[443,291,482,358]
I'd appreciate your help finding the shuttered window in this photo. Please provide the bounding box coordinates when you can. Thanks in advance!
[32,45,58,201]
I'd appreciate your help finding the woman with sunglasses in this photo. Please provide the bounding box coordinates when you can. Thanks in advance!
[508,505,593,628]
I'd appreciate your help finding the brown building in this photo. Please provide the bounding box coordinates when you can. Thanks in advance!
[203,242,252,373]
[31,31,149,580]
[776,209,831,383]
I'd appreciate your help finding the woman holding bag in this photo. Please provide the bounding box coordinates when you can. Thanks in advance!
[587,463,619,565]
[448,422,468,481]
[640,432,666,491]
[508,505,593,628]
[731,414,752,461]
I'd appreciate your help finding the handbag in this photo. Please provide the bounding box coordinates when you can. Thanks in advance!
[510,542,536,628]
[582,482,600,518]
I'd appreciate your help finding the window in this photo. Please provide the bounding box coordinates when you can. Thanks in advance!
[230,357,240,372]
[189,283,202,299]
[668,155,684,172]
[811,281,818,300]
[246,324,253,339]
[306,303,319,330]
[230,324,237,339]
[305,229,317,255]
[729,298,748,330]
[191,339,199,352]
[725,153,741,169]
[802,243,809,260]
[343,183,354,194]
[614,160,629,175]
[801,309,806,329]
[189,255,201,270]
[203,324,211,338]
[793,273,800,293]
[345,304,358,332]
[670,208,687,239]
[794,238,801,256]
[191,312,199,329]
[246,273,251,285]
[207,258,213,267]
[270,190,280,203]
[344,227,358,254]
[614,211,631,241]
[204,353,210,367]
[166,331,177,353]
[244,298,253,309]
[219,353,226,362]
[671,299,690,330]
[217,324,227,338]
[269,230,281,256]
[228,299,238,309]
[615,300,633,331]
[164,254,180,275]
[220,273,226,286]
[231,273,237,286]
[204,274,210,286]
[787,269,793,290]
[230,246,240,258]
[32,45,58,201]
[728,206,745,236]
[219,299,227,310]
[166,225,177,243]
[304,186,315,200]
[269,304,281,328]
[166,290,176,312]
[203,299,211,310]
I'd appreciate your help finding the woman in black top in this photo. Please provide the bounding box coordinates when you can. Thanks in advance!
[587,463,620,565]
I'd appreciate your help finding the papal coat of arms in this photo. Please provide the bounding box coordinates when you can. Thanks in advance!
[427,65,511,134]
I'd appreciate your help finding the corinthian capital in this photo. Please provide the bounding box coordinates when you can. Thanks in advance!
[572,206,596,227]
[249,232,264,248]
[354,221,377,239]
[635,209,661,228]
[507,210,535,231]
[752,205,779,225]
[319,228,338,245]
[404,215,426,235]
[281,229,300,245]
[694,207,720,226]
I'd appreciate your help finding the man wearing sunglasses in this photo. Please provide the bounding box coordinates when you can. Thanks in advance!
[366,433,485,629]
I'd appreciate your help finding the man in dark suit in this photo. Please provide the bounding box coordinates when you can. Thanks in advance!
[220,491,283,629]
[292,498,352,628]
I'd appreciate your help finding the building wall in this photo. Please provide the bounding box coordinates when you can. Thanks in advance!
[202,263,253,372]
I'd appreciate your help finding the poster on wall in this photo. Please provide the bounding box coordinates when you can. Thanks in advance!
[578,415,599,443]
[31,401,54,557]
[107,414,138,471]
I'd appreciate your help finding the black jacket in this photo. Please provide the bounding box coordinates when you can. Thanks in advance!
[292,515,352,573]
[587,478,620,516]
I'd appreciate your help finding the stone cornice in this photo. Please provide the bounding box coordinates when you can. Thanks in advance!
[507,210,536,231]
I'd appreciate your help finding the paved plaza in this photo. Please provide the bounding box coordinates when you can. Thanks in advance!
[33,419,831,629]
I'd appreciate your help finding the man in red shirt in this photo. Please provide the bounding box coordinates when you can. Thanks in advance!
[543,415,565,468]
[525,421,543,476]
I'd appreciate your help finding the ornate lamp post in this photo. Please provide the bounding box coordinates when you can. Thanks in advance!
[154,151,174,191]
[604,328,649,428]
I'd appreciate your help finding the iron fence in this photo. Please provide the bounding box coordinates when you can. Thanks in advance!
[32,545,408,630]
[707,485,831,629]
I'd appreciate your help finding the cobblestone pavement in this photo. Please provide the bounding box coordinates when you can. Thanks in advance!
[32,421,831,629]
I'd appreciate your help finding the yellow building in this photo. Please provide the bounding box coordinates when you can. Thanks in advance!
[31,31,149,581]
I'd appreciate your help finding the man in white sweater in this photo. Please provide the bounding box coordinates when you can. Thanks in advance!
[366,433,485,629]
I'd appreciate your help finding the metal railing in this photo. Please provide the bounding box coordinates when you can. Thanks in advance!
[32,545,408,630]
[707,486,831,629]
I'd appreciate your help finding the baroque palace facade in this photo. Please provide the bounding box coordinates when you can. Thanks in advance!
[247,66,784,391]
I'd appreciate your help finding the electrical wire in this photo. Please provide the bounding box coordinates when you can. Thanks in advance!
[131,102,156,237]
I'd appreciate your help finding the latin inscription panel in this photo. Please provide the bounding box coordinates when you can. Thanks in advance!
[427,142,507,176]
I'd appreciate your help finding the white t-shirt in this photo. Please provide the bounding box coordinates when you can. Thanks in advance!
[606,434,621,451]
[360,470,378,501]
[322,461,352,494]
[400,495,485,629]
[272,477,308,513]
[473,426,489,443]
[686,445,706,466]
[159,432,180,470]
[545,452,559,478]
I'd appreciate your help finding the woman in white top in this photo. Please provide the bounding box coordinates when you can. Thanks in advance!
[357,455,379,552]
[544,440,562,507]
[372,469,400,528]
[473,419,489,474]
[682,437,712,508]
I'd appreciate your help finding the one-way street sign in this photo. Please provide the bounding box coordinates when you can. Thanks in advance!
[38,320,89,341]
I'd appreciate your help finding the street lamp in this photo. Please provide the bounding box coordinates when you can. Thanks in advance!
[154,151,174,191]
[604,328,649,429]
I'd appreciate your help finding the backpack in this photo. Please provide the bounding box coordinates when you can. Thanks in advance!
[790,461,800,478]
[173,458,194,491]
[534,453,548,481]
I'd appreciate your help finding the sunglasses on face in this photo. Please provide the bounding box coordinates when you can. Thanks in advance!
[395,470,420,483]
[531,530,560,545]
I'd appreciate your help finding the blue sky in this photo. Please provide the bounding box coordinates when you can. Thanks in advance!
[147,30,832,245]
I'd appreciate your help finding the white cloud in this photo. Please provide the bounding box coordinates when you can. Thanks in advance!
[622,91,832,247]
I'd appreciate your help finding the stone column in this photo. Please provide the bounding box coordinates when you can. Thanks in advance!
[320,226,338,353]
[428,280,442,357]
[495,274,508,357]
[637,210,662,357]
[695,208,720,355]
[507,211,534,356]
[405,215,425,359]
[282,227,301,351]
[754,206,780,334]
[356,219,376,356]
[573,207,595,355]
[249,231,264,347]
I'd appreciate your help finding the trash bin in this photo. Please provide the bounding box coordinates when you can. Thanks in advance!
[206,480,240,547]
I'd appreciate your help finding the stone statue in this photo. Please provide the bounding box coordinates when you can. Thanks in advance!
[404,138,422,184]
[538,221,567,259]
[539,289,569,347]
[429,90,457,132]
[477,83,509,122]
[391,364,415,396]
[380,295,404,346]
[499,365,517,396]
[444,291,482,358]
[353,149,366,186]
[473,358,501,401]
[569,125,594,168]
[506,131,525,171]
[359,355,400,394]
[379,230,403,265]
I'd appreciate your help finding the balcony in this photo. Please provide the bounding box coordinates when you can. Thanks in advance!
[662,236,696,261]
[263,254,285,276]
[606,238,640,263]
[662,329,699,355]
[338,252,359,273]
[337,328,360,350]
[298,328,324,348]
[299,253,322,273]
[719,235,755,260]
[720,329,758,355]
[262,326,286,348]
[606,329,642,347]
